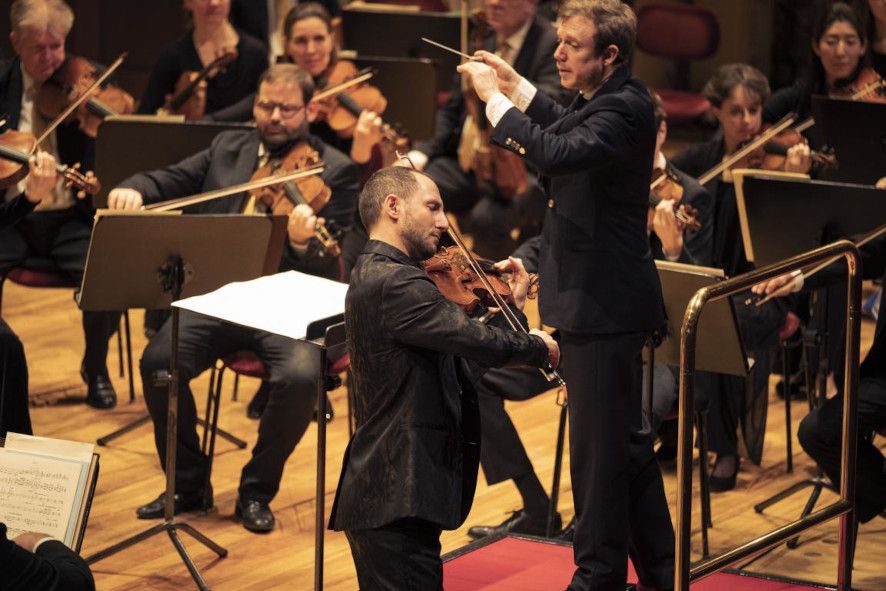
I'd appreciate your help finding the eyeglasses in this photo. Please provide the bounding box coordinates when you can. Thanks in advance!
[255,101,305,118]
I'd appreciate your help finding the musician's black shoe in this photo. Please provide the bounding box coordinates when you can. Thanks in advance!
[81,365,117,409]
[136,488,211,519]
[236,497,275,533]
[246,382,270,420]
[312,394,334,423]
[467,509,560,539]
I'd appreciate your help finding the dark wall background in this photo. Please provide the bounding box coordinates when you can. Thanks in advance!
[0,0,190,100]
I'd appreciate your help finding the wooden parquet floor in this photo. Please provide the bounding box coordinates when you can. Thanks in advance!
[4,279,885,591]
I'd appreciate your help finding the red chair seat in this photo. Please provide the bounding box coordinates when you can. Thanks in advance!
[328,353,350,375]
[222,351,269,379]
[7,267,77,289]
[778,311,801,343]
[655,89,710,126]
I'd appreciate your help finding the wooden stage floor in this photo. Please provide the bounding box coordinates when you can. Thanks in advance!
[5,279,884,590]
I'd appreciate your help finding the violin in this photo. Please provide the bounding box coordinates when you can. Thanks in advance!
[248,141,341,256]
[161,49,237,120]
[312,61,399,141]
[835,67,886,103]
[458,8,527,200]
[0,129,100,196]
[649,168,701,232]
[37,55,135,138]
[421,245,513,315]
[736,126,837,175]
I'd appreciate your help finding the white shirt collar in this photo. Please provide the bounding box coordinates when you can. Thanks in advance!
[20,63,37,99]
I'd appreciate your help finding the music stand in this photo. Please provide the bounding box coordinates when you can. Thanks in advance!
[94,117,254,208]
[354,56,438,141]
[811,95,886,185]
[171,271,348,591]
[81,213,286,591]
[646,260,750,556]
[733,169,886,267]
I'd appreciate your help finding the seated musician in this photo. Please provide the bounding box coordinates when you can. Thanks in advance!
[0,0,121,409]
[137,0,268,120]
[671,63,809,491]
[107,63,359,533]
[329,166,558,588]
[765,2,878,139]
[753,229,886,525]
[406,0,571,259]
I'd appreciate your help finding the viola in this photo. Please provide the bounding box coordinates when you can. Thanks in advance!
[249,141,340,256]
[161,49,237,120]
[649,167,701,232]
[0,129,100,196]
[37,55,135,138]
[835,67,886,103]
[421,245,513,315]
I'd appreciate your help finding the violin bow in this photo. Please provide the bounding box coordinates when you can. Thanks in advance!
[311,70,375,103]
[144,163,325,212]
[34,53,127,149]
[749,222,886,307]
[697,113,796,185]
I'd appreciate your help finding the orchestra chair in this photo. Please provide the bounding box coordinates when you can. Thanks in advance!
[0,260,135,401]
[201,339,352,502]
[636,2,720,126]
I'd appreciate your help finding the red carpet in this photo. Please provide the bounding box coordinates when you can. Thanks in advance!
[443,536,832,590]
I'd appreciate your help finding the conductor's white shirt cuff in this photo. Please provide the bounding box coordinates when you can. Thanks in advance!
[510,77,537,111]
[486,93,516,127]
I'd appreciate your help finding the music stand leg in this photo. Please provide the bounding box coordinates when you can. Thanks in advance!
[125,310,135,402]
[546,402,568,537]
[315,344,327,591]
[96,413,152,446]
[86,259,227,589]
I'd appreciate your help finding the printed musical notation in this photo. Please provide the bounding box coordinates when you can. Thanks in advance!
[0,449,82,543]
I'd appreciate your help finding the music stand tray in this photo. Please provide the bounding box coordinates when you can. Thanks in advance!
[172,271,348,591]
[80,213,286,591]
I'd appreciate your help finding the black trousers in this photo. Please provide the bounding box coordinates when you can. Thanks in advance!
[345,518,443,590]
[0,318,31,437]
[477,364,552,485]
[0,209,119,375]
[798,376,886,523]
[561,331,674,591]
[140,310,317,502]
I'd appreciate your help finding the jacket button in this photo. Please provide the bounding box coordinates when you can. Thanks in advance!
[547,199,555,208]
[518,147,526,155]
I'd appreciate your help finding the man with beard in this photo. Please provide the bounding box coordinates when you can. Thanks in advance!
[329,166,559,588]
[107,63,359,533]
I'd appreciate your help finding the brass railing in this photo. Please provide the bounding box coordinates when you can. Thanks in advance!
[674,239,863,590]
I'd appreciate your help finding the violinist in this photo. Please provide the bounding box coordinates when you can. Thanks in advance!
[407,0,569,259]
[107,64,359,533]
[671,64,800,493]
[137,0,268,119]
[0,0,121,410]
[764,2,881,142]
[329,166,558,589]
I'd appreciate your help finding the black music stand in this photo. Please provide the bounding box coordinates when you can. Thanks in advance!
[647,260,750,557]
[342,6,460,93]
[733,170,886,549]
[811,95,886,185]
[354,56,438,141]
[171,270,348,591]
[94,117,254,208]
[80,213,286,591]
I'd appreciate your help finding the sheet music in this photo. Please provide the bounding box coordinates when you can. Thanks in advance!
[0,449,82,544]
[173,271,347,340]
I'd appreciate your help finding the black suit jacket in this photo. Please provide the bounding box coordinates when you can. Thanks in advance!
[0,523,94,591]
[491,66,664,334]
[0,57,95,216]
[416,15,569,159]
[329,240,549,531]
[117,129,359,279]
